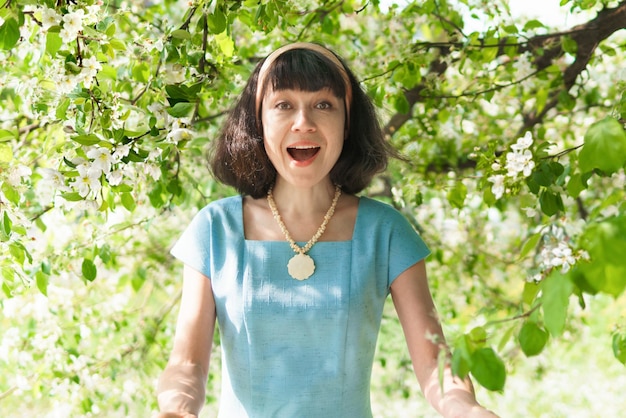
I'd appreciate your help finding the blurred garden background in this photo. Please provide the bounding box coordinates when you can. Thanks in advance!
[1,0,625,416]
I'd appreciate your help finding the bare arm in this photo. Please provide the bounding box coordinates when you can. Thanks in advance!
[156,265,216,418]
[390,261,498,418]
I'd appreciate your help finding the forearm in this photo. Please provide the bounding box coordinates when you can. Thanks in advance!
[156,362,207,416]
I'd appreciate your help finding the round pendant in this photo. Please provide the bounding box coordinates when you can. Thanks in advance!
[287,253,315,280]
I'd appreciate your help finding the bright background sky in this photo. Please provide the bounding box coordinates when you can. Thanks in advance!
[380,0,594,30]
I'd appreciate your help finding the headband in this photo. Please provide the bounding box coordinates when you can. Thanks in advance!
[255,42,353,129]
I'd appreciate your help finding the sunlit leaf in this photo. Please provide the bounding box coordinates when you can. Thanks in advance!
[613,331,626,365]
[0,17,20,50]
[470,347,506,391]
[579,117,626,174]
[0,143,13,163]
[518,321,549,356]
[82,258,97,282]
[578,215,626,296]
[541,270,573,336]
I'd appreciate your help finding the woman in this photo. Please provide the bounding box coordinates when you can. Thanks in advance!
[156,42,498,418]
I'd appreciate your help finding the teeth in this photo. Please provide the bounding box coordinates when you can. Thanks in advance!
[290,145,318,149]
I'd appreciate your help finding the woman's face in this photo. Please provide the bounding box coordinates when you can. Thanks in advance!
[261,87,346,188]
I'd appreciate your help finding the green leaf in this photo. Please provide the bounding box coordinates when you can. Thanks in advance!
[566,172,589,198]
[166,84,191,100]
[121,192,136,211]
[0,143,13,163]
[470,347,506,391]
[46,31,62,56]
[207,9,227,34]
[394,93,410,114]
[1,211,12,236]
[541,270,573,336]
[131,267,147,291]
[451,342,471,379]
[522,281,541,305]
[36,271,49,296]
[105,23,116,37]
[215,31,234,57]
[578,215,626,296]
[447,181,467,209]
[579,117,626,174]
[1,182,20,205]
[56,98,71,120]
[171,29,191,39]
[561,36,578,54]
[132,62,150,83]
[612,331,626,365]
[109,38,126,51]
[82,258,97,281]
[71,134,101,146]
[0,17,20,50]
[539,190,563,216]
[167,102,195,117]
[9,242,25,265]
[61,192,85,202]
[0,129,14,142]
[518,321,549,356]
[520,232,542,259]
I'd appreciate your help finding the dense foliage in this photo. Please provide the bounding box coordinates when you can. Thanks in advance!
[1,0,625,416]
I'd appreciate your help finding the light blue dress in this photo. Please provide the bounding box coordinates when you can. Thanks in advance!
[170,195,430,418]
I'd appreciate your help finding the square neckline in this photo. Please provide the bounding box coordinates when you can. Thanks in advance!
[241,195,362,244]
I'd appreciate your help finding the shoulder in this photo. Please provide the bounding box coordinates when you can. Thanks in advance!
[358,196,408,223]
[196,195,241,216]
[188,195,243,233]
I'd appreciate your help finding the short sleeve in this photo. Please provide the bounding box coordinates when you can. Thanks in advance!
[170,205,214,278]
[387,208,431,284]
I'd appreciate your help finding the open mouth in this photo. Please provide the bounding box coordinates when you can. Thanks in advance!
[287,146,320,162]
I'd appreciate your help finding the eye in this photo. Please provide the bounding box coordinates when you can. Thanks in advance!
[275,101,291,110]
[315,101,332,110]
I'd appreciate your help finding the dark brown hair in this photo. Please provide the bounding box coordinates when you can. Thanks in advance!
[209,44,395,198]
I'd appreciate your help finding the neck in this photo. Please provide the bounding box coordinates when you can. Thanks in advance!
[270,179,337,217]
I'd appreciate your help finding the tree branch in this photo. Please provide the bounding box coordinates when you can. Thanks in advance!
[382,0,626,169]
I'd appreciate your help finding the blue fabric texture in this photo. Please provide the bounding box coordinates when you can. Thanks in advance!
[170,195,431,418]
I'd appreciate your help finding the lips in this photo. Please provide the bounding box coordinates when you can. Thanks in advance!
[287,145,320,162]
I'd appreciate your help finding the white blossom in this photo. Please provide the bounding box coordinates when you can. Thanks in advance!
[144,163,161,181]
[87,147,113,176]
[59,26,77,44]
[40,8,61,30]
[106,169,124,186]
[56,75,78,94]
[513,52,534,81]
[148,148,163,160]
[166,119,195,143]
[84,3,103,25]
[523,206,538,217]
[7,164,32,186]
[549,242,576,273]
[78,55,102,87]
[488,174,505,199]
[511,131,534,151]
[62,9,84,35]
[75,163,101,197]
[112,144,131,162]
[163,63,186,84]
[505,149,535,177]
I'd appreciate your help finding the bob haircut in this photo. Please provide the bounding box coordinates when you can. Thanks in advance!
[210,43,395,199]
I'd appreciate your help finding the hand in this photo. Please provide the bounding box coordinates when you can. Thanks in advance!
[460,405,500,418]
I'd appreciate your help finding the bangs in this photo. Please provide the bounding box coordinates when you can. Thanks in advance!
[263,49,347,98]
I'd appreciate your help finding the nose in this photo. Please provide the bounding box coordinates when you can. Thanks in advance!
[291,108,316,132]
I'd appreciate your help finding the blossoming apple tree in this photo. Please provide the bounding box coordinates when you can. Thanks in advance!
[1,0,625,415]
